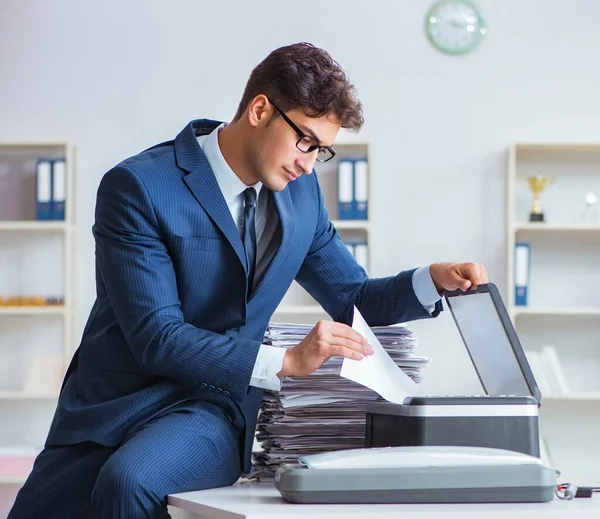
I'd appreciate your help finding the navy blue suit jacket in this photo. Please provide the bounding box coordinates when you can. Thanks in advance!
[46,119,441,474]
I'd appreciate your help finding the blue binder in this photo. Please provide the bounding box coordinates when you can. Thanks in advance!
[343,237,369,273]
[345,243,355,258]
[353,239,369,272]
[353,157,369,220]
[36,159,52,220]
[337,159,354,219]
[51,159,66,220]
[514,242,530,306]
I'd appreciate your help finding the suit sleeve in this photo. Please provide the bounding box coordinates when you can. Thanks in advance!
[295,175,442,327]
[92,166,259,403]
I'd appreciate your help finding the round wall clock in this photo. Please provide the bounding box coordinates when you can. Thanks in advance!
[426,0,487,55]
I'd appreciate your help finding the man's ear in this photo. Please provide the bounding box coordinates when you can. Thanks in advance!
[247,95,271,128]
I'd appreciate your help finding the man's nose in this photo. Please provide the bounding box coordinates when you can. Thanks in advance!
[295,153,317,175]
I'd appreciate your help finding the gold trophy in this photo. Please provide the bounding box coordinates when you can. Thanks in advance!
[526,175,553,222]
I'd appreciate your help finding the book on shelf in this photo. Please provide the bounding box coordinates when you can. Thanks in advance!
[514,242,530,306]
[23,354,64,394]
[0,447,39,480]
[35,159,52,221]
[34,157,67,221]
[524,347,570,396]
[336,156,369,220]
[337,159,354,220]
[343,237,369,272]
[0,296,65,307]
[539,345,571,394]
[51,159,66,220]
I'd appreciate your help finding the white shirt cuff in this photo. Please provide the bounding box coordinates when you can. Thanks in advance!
[412,265,441,314]
[250,344,287,391]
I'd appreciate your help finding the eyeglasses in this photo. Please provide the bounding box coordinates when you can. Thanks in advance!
[269,100,336,163]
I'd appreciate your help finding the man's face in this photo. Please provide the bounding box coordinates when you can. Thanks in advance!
[248,106,341,192]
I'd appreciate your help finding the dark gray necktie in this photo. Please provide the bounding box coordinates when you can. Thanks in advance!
[242,187,257,293]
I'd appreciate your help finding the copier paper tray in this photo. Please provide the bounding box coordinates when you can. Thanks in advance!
[275,446,556,504]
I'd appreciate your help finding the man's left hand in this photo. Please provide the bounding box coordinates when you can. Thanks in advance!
[429,262,488,293]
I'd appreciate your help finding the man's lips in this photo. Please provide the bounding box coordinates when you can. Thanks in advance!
[284,168,299,180]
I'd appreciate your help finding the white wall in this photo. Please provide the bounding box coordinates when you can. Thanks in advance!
[1,0,600,394]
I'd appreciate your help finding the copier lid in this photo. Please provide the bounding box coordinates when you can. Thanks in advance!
[444,283,541,404]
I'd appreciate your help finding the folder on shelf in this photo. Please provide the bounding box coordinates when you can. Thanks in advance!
[35,159,52,220]
[23,354,64,394]
[540,345,570,394]
[353,157,369,220]
[344,237,368,272]
[51,158,66,220]
[337,159,354,220]
[354,240,368,272]
[523,350,551,395]
[514,242,530,306]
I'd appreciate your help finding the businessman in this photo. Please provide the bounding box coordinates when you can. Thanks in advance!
[9,42,487,518]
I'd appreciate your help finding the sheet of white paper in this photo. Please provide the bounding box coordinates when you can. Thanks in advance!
[340,306,419,404]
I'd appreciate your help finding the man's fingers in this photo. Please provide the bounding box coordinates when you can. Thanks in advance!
[458,262,488,288]
[324,321,368,346]
[479,264,489,283]
[329,336,373,356]
[329,344,367,361]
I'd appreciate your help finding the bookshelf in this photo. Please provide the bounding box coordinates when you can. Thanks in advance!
[0,390,59,400]
[273,143,371,323]
[506,142,600,480]
[0,143,75,489]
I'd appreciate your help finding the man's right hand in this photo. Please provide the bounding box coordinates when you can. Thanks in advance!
[277,320,374,378]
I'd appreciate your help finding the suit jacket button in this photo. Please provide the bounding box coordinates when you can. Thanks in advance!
[208,385,215,391]
[224,390,230,397]
[216,388,223,393]
[200,383,208,388]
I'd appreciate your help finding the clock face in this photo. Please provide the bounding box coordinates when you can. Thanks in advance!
[426,0,486,55]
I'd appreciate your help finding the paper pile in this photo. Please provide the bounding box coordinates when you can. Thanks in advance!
[250,321,430,480]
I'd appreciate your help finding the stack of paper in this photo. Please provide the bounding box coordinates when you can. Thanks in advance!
[250,321,430,480]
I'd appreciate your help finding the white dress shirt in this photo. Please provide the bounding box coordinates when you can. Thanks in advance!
[197,125,440,392]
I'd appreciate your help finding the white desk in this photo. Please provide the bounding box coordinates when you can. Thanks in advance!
[168,482,600,519]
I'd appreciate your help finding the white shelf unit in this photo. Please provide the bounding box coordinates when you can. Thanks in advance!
[273,143,371,323]
[0,221,70,232]
[506,142,600,480]
[0,143,75,488]
[0,477,27,485]
[0,306,68,316]
[543,393,600,401]
[0,390,60,400]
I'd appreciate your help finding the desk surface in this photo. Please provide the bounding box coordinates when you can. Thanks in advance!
[168,482,600,519]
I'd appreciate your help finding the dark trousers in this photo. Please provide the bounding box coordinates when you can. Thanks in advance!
[8,401,243,518]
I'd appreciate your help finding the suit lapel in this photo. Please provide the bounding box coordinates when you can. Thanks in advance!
[176,120,248,274]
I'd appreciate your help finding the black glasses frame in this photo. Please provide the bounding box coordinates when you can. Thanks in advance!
[269,100,336,163]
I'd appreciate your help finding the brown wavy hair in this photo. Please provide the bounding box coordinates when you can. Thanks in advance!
[234,42,364,132]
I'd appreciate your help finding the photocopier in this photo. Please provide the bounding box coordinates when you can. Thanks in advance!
[275,283,556,504]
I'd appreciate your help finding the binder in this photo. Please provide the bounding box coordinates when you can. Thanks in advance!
[523,350,551,395]
[51,159,66,220]
[514,242,530,306]
[337,159,354,219]
[35,159,52,220]
[343,237,368,272]
[540,345,570,394]
[354,240,369,273]
[353,158,369,220]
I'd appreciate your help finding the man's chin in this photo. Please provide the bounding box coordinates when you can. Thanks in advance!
[263,177,289,192]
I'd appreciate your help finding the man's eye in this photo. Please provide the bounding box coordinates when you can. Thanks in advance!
[298,135,317,149]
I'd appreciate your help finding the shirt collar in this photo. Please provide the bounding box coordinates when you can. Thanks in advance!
[197,123,263,203]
